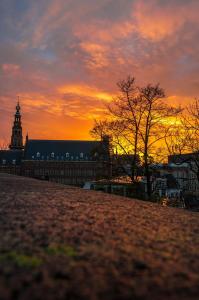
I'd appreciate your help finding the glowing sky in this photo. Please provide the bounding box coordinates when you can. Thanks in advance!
[1,0,199,143]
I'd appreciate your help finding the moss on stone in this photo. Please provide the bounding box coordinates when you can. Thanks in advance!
[0,252,42,268]
[45,245,76,257]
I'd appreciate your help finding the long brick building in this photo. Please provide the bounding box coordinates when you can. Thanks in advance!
[0,102,111,185]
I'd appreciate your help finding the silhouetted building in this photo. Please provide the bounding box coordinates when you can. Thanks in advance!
[0,102,111,185]
[0,149,22,175]
[9,101,24,150]
[169,153,199,193]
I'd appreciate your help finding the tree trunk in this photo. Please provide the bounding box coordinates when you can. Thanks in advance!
[144,151,151,199]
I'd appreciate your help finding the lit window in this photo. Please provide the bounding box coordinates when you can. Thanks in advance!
[12,159,16,165]
[51,152,55,158]
[66,152,69,158]
[36,152,40,158]
[2,159,6,165]
[80,152,84,158]
[71,156,73,160]
[76,156,79,160]
[32,156,35,159]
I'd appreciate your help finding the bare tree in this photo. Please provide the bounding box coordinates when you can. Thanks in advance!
[106,76,147,181]
[91,77,146,181]
[90,119,111,140]
[91,77,181,199]
[167,99,199,184]
[139,84,181,198]
[90,118,138,180]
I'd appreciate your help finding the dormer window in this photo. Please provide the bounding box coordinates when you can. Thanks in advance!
[66,152,69,158]
[61,156,64,160]
[12,159,16,165]
[56,156,59,160]
[36,152,40,158]
[76,156,79,160]
[80,152,84,158]
[71,156,73,160]
[2,159,6,165]
[51,152,55,158]
[32,156,35,159]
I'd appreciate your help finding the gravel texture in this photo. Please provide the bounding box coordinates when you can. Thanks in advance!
[0,173,198,300]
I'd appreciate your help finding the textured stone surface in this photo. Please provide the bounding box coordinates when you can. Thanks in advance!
[0,173,198,300]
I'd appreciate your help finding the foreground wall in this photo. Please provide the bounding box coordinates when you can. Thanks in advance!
[0,173,198,300]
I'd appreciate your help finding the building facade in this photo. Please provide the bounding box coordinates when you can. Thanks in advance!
[169,154,199,194]
[0,103,111,185]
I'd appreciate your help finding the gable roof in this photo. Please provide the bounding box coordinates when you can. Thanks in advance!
[0,150,23,165]
[24,139,105,161]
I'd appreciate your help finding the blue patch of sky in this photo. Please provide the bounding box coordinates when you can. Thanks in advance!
[13,0,30,14]
[0,0,30,42]
[30,48,57,62]
[173,55,197,79]
[177,55,195,71]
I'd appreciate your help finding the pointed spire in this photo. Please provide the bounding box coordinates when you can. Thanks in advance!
[16,96,20,113]
[9,99,24,150]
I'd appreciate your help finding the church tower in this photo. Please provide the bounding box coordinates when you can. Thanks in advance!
[9,101,24,150]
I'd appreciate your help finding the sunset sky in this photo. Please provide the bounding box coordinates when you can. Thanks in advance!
[1,0,199,143]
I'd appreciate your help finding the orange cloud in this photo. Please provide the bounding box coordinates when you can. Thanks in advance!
[133,0,199,41]
[75,20,134,44]
[166,95,193,107]
[58,84,113,102]
[80,42,109,69]
[2,64,20,75]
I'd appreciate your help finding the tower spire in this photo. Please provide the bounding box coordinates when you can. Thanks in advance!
[9,98,24,150]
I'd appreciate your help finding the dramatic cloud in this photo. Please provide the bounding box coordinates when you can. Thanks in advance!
[133,0,199,41]
[0,0,199,143]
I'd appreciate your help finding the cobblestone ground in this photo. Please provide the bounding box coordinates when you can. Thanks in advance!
[0,174,198,300]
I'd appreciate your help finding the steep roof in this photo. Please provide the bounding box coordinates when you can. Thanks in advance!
[168,152,199,164]
[24,139,106,161]
[0,150,23,165]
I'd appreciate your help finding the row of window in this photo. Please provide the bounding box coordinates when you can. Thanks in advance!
[1,159,16,165]
[33,152,99,159]
[33,168,96,176]
[31,152,96,161]
[35,152,84,158]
